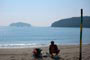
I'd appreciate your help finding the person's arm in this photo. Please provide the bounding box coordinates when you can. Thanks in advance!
[55,45,58,50]
[55,45,60,55]
[49,45,51,54]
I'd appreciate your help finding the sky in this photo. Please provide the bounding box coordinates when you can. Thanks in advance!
[0,0,90,27]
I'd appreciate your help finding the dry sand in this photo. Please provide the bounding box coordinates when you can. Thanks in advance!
[0,44,90,60]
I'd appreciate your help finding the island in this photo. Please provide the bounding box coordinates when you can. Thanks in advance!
[9,22,31,27]
[51,16,90,28]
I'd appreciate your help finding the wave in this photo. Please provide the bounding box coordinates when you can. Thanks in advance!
[0,43,48,48]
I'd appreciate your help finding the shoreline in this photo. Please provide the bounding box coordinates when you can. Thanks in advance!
[0,43,89,48]
[0,44,90,60]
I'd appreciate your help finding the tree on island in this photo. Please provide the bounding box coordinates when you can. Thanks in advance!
[51,16,90,28]
[10,22,31,27]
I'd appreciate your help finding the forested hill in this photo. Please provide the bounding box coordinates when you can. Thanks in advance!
[51,16,90,28]
[10,22,31,27]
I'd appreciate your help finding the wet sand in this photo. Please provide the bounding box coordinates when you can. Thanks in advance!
[0,44,90,60]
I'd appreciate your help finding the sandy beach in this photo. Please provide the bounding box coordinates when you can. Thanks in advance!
[0,44,90,60]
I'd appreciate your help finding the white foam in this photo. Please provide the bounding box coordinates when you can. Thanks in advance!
[0,43,48,48]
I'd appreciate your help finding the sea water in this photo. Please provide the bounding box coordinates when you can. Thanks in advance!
[0,27,90,48]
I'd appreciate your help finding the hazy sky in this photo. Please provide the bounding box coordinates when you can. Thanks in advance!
[0,0,90,27]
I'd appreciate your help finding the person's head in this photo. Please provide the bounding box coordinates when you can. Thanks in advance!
[51,41,54,45]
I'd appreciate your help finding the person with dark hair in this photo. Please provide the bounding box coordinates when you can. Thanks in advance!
[32,48,42,58]
[49,41,60,58]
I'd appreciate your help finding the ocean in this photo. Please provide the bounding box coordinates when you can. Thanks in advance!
[0,27,90,48]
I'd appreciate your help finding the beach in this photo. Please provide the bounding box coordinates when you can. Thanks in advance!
[0,44,90,60]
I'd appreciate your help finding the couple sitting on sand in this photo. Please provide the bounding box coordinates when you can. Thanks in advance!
[33,41,60,59]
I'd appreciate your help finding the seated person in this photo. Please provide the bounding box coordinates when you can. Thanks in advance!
[49,41,60,57]
[32,48,42,58]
